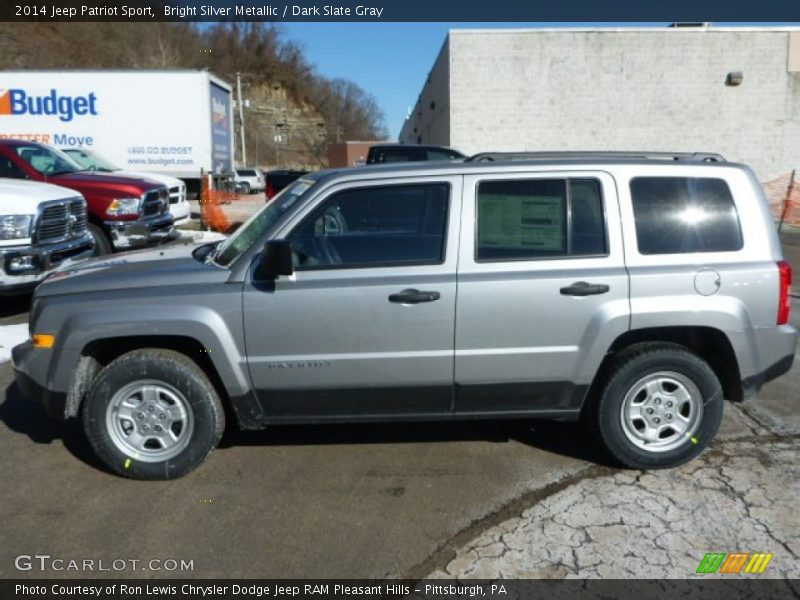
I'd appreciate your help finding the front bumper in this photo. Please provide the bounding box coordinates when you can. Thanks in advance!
[105,213,178,250]
[12,340,68,419]
[0,234,95,296]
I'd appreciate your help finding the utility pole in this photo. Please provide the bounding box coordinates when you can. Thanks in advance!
[236,72,247,166]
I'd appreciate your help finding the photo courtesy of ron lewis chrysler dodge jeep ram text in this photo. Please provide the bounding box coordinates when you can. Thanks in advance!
[12,152,797,479]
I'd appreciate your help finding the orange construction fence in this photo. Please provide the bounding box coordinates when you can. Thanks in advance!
[764,170,800,229]
[200,175,266,234]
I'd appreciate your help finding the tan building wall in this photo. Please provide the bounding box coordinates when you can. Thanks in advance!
[400,27,800,182]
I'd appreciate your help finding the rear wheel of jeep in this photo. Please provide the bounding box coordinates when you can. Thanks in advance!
[82,349,225,480]
[591,344,723,469]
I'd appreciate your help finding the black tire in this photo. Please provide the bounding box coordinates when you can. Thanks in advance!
[87,223,112,256]
[82,349,225,480]
[590,343,723,469]
[240,182,251,195]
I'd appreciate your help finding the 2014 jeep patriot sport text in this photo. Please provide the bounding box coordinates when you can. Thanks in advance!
[12,152,798,479]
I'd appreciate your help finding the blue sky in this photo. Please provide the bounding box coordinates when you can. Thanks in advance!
[279,22,797,140]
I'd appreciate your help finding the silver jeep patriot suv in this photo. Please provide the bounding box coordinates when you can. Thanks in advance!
[12,152,797,479]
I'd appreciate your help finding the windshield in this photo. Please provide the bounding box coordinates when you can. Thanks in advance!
[16,144,83,176]
[213,179,315,267]
[64,148,119,172]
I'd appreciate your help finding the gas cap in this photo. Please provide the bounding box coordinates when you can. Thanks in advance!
[694,268,721,296]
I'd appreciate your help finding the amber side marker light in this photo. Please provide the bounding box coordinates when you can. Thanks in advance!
[32,334,55,348]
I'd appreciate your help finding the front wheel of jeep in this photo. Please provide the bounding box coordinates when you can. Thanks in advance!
[591,343,724,469]
[82,349,225,480]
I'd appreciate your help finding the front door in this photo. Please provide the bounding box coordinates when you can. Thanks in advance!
[242,177,462,421]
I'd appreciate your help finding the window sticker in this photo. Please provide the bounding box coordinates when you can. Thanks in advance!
[478,194,565,251]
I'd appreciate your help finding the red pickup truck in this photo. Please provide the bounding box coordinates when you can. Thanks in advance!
[0,140,176,255]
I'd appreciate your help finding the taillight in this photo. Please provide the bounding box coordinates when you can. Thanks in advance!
[266,181,276,200]
[778,260,792,325]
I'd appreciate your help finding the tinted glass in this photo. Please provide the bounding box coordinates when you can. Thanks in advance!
[569,179,607,256]
[214,179,315,267]
[238,169,257,177]
[371,147,424,163]
[427,149,461,161]
[0,156,28,179]
[289,183,449,269]
[476,179,606,261]
[630,177,742,255]
[16,145,80,175]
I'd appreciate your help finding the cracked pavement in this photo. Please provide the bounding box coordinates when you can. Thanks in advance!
[431,433,800,578]
[427,387,800,580]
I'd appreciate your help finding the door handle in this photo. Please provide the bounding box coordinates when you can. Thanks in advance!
[388,288,441,304]
[560,281,610,296]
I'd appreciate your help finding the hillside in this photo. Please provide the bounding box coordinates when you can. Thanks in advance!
[0,22,388,168]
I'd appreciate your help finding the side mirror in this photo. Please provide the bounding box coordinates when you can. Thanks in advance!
[255,240,294,279]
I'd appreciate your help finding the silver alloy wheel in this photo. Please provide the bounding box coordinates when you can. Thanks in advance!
[105,380,194,463]
[620,371,703,453]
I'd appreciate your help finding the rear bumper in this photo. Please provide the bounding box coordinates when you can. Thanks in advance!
[742,353,796,399]
[105,213,178,250]
[12,341,67,419]
[0,234,95,296]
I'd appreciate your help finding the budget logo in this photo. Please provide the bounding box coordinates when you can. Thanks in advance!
[0,88,98,122]
[696,552,773,574]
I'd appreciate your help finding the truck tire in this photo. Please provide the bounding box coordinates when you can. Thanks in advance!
[82,349,225,480]
[240,182,251,195]
[87,223,112,256]
[590,343,723,469]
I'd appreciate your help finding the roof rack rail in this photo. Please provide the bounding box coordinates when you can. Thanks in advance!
[465,151,726,163]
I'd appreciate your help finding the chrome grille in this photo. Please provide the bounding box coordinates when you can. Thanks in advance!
[142,188,169,217]
[36,199,88,243]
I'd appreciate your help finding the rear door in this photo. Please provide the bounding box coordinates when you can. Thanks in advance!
[454,170,630,416]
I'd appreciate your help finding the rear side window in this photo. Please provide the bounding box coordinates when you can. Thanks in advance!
[630,177,743,255]
[476,178,607,261]
[369,147,424,163]
[426,149,462,161]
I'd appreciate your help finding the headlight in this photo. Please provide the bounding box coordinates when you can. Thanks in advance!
[0,215,33,240]
[106,197,141,216]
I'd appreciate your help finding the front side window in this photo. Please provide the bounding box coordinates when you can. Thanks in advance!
[630,177,743,255]
[476,178,607,261]
[288,183,449,269]
[214,179,315,267]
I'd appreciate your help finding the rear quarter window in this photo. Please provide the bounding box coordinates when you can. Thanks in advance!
[630,177,743,255]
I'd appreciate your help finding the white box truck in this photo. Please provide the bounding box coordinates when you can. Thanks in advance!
[0,69,234,192]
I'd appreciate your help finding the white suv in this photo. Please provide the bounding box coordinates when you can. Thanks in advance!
[234,168,265,194]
